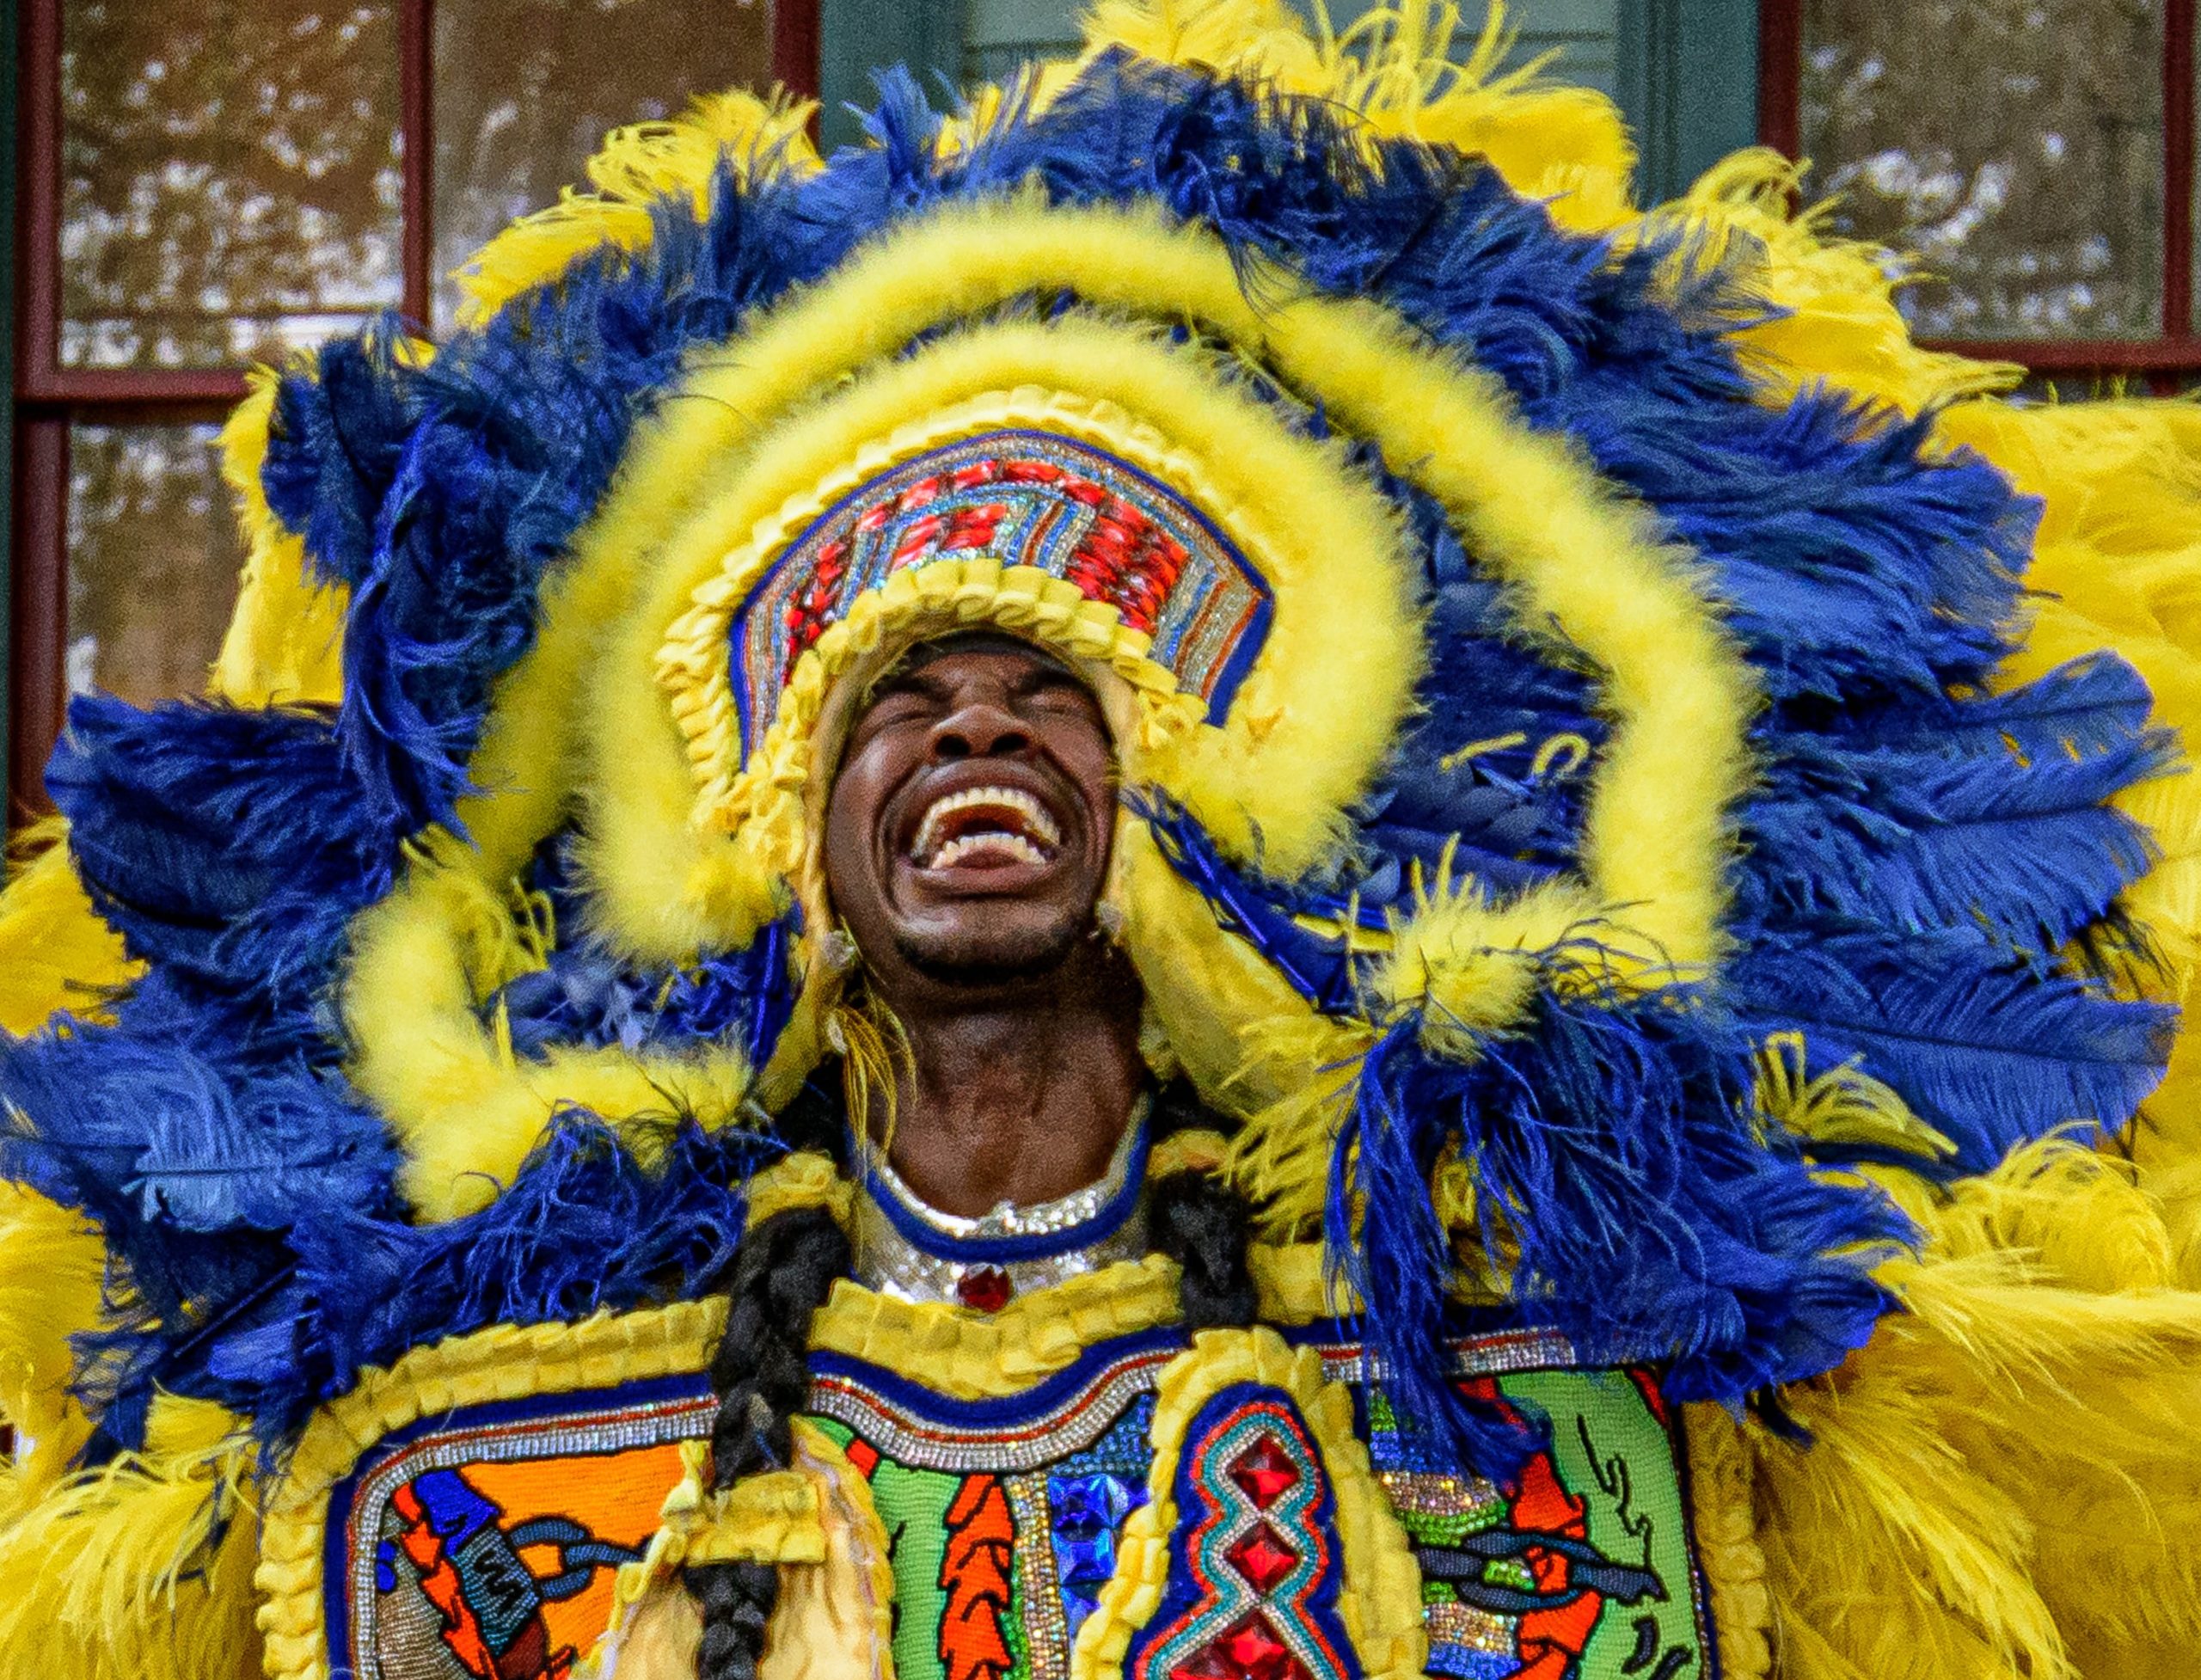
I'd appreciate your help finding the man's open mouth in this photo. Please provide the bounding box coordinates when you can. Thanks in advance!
[907,785,1064,870]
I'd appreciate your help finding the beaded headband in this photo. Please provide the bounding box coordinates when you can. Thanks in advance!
[654,395,1303,878]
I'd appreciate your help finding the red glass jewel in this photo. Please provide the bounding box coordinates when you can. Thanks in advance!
[1170,1613,1308,1680]
[1224,1521,1300,1595]
[1226,1435,1299,1510]
[953,1265,1014,1313]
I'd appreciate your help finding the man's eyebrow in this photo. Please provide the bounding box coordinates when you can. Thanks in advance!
[868,666,957,702]
[1009,662,1086,697]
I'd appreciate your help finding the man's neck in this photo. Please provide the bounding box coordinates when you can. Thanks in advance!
[868,949,1145,1219]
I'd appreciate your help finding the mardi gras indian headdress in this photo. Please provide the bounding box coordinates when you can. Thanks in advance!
[9,2,2201,1675]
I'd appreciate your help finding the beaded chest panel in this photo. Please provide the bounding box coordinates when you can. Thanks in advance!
[317,1327,1710,1680]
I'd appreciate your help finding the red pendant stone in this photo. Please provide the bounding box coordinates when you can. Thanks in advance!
[954,1265,1014,1313]
[1170,1612,1309,1680]
[1224,1521,1300,1596]
[1226,1434,1299,1510]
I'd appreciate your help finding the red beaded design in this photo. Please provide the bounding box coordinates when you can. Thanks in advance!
[734,430,1269,760]
[1131,1395,1350,1680]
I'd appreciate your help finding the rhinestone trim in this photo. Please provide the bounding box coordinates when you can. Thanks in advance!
[851,1098,1152,1305]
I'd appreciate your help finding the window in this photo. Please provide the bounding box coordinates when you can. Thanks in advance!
[1760,0,2198,389]
[9,0,813,817]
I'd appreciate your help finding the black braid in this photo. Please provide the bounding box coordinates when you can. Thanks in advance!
[1147,1078,1260,1330]
[687,1202,851,1680]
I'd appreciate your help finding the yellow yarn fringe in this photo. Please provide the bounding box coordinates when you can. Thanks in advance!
[0,1395,261,1680]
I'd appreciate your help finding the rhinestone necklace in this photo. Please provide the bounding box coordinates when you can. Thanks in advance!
[851,1094,1152,1311]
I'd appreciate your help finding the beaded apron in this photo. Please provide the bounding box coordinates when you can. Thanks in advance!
[316,1315,1714,1680]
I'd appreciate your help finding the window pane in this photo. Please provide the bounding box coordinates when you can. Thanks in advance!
[60,3,403,369]
[432,0,776,332]
[68,426,242,706]
[1799,0,2164,340]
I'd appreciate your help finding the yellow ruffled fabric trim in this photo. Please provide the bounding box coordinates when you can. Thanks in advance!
[690,554,1202,882]
[586,1419,897,1680]
[621,1442,823,1582]
[743,1149,855,1229]
[809,1257,1183,1398]
[654,385,1263,845]
[1069,1325,1427,1680]
[1147,1130,1229,1180]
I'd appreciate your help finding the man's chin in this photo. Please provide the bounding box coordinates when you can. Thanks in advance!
[892,918,1089,989]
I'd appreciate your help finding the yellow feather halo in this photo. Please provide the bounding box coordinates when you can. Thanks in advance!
[334,191,1757,1222]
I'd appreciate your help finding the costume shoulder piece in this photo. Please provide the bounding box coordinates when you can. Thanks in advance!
[7,4,2201,1678]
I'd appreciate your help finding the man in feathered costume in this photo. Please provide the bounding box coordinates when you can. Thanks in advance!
[7,5,2201,1678]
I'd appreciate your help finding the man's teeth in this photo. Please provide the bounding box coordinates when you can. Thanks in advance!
[910,785,1062,867]
[927,831,1051,868]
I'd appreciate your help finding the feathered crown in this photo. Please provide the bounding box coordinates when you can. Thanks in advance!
[6,0,2200,1481]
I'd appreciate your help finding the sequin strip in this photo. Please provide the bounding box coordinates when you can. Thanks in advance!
[807,1349,1183,1474]
[1312,1327,1577,1386]
[341,1392,715,1677]
[734,431,1270,757]
[1006,1471,1072,1680]
[804,1330,1582,1475]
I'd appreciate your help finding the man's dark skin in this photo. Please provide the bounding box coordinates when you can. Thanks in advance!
[824,635,1147,1218]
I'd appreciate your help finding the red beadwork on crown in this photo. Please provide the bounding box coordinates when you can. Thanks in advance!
[782,453,1189,671]
[1225,1436,1298,1510]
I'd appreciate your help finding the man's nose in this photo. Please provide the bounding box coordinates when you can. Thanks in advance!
[930,700,1031,760]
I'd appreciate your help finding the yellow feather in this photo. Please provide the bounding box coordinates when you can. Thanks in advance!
[1750,1032,1954,1162]
[0,1396,261,1680]
[1076,2,1636,230]
[209,366,348,708]
[0,1182,104,1522]
[1750,1141,2201,1677]
[1662,150,2020,415]
[451,90,819,328]
[0,820,136,1036]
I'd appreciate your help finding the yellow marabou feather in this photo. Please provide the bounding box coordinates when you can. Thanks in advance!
[0,1181,105,1523]
[0,1395,261,1680]
[341,832,760,1218]
[208,367,348,708]
[0,819,136,1038]
[1738,1140,2201,1677]
[451,90,819,330]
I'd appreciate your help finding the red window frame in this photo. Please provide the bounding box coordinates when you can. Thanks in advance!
[1757,0,2200,389]
[7,0,822,819]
